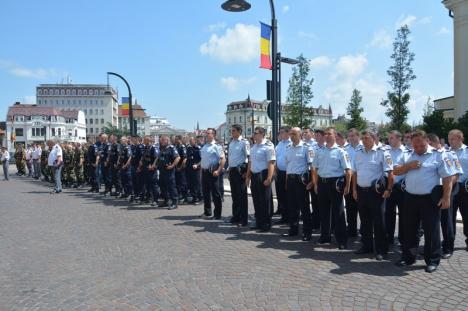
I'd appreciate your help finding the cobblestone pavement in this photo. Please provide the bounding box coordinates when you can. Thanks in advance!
[1,169,468,310]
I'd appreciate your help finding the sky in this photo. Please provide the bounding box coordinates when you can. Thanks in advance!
[0,0,454,130]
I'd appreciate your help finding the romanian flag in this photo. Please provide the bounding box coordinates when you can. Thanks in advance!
[260,22,272,70]
[121,97,129,116]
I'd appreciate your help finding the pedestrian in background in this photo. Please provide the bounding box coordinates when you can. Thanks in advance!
[1,147,9,181]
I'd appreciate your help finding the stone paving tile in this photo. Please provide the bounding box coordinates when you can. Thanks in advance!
[1,172,468,310]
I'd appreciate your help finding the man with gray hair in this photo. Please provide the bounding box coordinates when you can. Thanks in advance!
[47,139,63,194]
[1,147,10,181]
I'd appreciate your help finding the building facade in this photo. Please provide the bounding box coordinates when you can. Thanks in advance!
[443,0,468,119]
[5,103,86,152]
[434,96,456,119]
[36,84,119,137]
[225,96,333,139]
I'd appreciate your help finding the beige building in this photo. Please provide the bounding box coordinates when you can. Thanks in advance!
[442,0,468,119]
[434,96,456,119]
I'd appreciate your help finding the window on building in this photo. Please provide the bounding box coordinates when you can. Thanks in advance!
[95,109,98,115]
[78,100,81,105]
[100,109,104,115]
[75,129,77,137]
[44,99,47,105]
[96,128,99,134]
[89,119,93,124]
[101,119,104,124]
[239,116,242,123]
[15,128,24,136]
[38,100,42,105]
[85,119,87,124]
[95,119,98,125]
[51,128,56,136]
[247,128,251,135]
[234,116,236,123]
[101,100,104,105]
[90,128,93,134]
[58,128,62,136]
[89,109,92,115]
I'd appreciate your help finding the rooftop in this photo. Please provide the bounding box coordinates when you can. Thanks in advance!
[7,104,80,119]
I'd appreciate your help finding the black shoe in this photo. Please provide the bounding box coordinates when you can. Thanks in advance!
[237,223,248,228]
[338,244,347,250]
[213,216,221,220]
[317,238,331,244]
[441,252,453,259]
[257,227,270,232]
[225,217,239,224]
[355,247,373,255]
[375,254,386,261]
[274,218,288,225]
[87,188,95,192]
[168,204,178,210]
[425,265,438,273]
[129,195,135,203]
[151,201,158,207]
[302,233,312,241]
[282,230,298,237]
[110,192,119,197]
[159,202,168,208]
[395,259,415,267]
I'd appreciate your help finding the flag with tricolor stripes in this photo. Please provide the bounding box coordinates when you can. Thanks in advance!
[260,22,272,70]
[121,97,129,116]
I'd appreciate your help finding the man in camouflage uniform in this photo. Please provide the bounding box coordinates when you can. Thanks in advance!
[14,144,26,176]
[82,143,89,185]
[74,143,85,188]
[63,143,76,187]
[40,143,51,182]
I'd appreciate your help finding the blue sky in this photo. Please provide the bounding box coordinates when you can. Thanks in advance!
[0,0,454,130]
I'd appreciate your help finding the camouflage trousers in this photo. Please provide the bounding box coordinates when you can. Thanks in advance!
[63,164,76,183]
[74,165,84,184]
[16,160,26,175]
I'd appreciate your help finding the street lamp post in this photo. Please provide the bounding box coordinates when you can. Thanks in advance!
[222,0,278,144]
[106,72,134,136]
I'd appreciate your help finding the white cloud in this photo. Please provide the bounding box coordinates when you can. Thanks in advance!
[282,5,290,13]
[298,30,318,41]
[220,76,256,92]
[395,15,432,29]
[367,30,392,49]
[309,56,332,69]
[200,23,259,63]
[0,59,58,80]
[206,22,227,32]
[436,26,450,36]
[332,54,368,79]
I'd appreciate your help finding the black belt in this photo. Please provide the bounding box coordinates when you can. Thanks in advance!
[318,176,342,183]
[358,186,372,192]
[252,169,267,176]
[287,174,302,178]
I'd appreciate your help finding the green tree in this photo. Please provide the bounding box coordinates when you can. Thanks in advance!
[346,89,367,130]
[457,111,468,139]
[422,110,457,139]
[284,54,314,128]
[103,122,130,137]
[380,25,416,132]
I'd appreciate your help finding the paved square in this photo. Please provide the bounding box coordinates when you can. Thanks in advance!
[1,169,468,310]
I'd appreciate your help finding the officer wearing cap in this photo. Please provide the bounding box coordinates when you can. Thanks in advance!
[186,137,202,204]
[86,137,99,193]
[132,136,145,201]
[284,127,314,241]
[96,134,110,194]
[386,130,410,246]
[449,129,468,252]
[312,127,351,249]
[200,128,226,219]
[107,134,122,196]
[246,127,276,232]
[174,135,189,204]
[226,124,250,226]
[394,130,455,273]
[428,133,463,259]
[345,128,363,238]
[139,136,160,207]
[274,126,291,224]
[310,129,325,231]
[352,129,394,261]
[158,135,180,210]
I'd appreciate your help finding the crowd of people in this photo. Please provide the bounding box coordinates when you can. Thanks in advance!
[6,125,468,273]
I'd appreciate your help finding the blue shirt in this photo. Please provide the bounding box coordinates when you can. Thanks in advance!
[200,141,224,169]
[446,150,463,177]
[313,143,352,178]
[345,142,363,170]
[285,141,314,174]
[388,145,409,184]
[396,147,454,195]
[250,139,276,173]
[228,136,250,168]
[353,145,393,187]
[451,145,468,183]
[275,139,291,171]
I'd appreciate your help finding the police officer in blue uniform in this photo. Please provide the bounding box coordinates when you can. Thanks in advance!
[97,134,110,195]
[227,124,250,226]
[174,135,189,204]
[394,130,455,273]
[284,127,314,240]
[186,137,202,204]
[118,136,133,201]
[275,126,291,224]
[449,129,468,252]
[200,128,226,219]
[132,136,145,201]
[386,130,409,246]
[345,128,362,237]
[246,127,276,232]
[352,130,394,260]
[157,135,180,210]
[428,133,463,259]
[87,137,99,193]
[138,136,160,207]
[312,127,352,249]
[107,134,122,196]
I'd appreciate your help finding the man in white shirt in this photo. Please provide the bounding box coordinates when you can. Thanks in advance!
[25,145,34,177]
[1,147,10,181]
[32,143,42,179]
[47,139,63,194]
